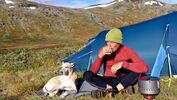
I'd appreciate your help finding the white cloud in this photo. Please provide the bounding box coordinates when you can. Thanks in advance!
[29,0,88,8]
[29,0,61,4]
[29,0,116,8]
[96,0,115,4]
[66,0,89,8]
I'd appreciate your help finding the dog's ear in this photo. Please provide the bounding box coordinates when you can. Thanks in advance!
[55,69,62,75]
[61,62,66,68]
[70,63,74,67]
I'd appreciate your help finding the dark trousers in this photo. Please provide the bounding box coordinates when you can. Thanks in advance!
[84,71,140,91]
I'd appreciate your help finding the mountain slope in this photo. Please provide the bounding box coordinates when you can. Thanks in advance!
[0,0,176,44]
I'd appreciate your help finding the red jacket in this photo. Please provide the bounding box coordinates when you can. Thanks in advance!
[91,45,149,77]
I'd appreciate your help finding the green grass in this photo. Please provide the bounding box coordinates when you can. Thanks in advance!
[1,33,13,42]
[0,1,177,99]
[0,46,177,100]
[0,67,177,100]
[0,44,81,99]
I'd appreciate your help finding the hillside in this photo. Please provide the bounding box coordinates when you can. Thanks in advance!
[0,1,177,99]
[0,0,177,47]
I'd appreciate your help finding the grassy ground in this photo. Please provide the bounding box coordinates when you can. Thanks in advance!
[0,45,177,100]
[1,1,177,99]
[0,66,177,100]
[1,20,177,99]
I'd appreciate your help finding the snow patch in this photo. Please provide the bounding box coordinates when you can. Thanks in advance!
[118,0,124,2]
[29,6,36,10]
[5,0,14,4]
[9,6,14,8]
[145,1,163,6]
[84,1,116,9]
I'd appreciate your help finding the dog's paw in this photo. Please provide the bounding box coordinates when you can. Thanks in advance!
[59,92,68,98]
[44,92,49,97]
[59,94,65,98]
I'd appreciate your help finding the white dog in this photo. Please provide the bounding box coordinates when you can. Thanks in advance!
[43,62,77,98]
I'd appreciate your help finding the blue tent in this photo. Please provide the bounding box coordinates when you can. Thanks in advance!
[64,11,177,77]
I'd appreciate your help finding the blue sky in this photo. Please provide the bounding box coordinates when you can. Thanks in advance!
[30,0,114,8]
[30,0,177,8]
[159,0,177,4]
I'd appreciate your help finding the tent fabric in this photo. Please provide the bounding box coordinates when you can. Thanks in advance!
[64,11,177,76]
[150,44,167,78]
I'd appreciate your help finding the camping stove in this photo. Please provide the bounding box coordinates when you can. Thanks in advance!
[138,77,160,100]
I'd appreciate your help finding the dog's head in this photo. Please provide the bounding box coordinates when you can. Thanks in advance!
[59,62,74,76]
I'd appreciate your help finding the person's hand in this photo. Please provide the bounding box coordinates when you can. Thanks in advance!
[98,46,112,58]
[111,62,123,74]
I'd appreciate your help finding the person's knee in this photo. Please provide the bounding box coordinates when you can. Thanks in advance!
[120,72,140,88]
[132,72,140,78]
[84,71,93,80]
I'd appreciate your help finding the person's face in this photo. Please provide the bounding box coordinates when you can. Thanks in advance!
[106,41,120,52]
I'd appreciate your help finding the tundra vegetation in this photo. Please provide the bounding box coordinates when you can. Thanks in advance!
[0,0,177,99]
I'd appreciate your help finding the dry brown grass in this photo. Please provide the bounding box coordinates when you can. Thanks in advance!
[0,68,177,100]
[1,0,176,44]
[0,1,177,100]
[0,63,60,99]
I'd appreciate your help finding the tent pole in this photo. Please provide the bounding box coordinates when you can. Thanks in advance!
[68,51,93,62]
[166,46,173,87]
[87,55,92,71]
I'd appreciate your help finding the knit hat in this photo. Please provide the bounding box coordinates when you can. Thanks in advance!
[105,28,122,44]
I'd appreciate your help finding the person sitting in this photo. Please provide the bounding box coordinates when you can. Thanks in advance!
[84,28,149,97]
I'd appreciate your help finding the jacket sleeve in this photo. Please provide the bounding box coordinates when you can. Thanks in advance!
[122,48,149,73]
[91,48,103,74]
